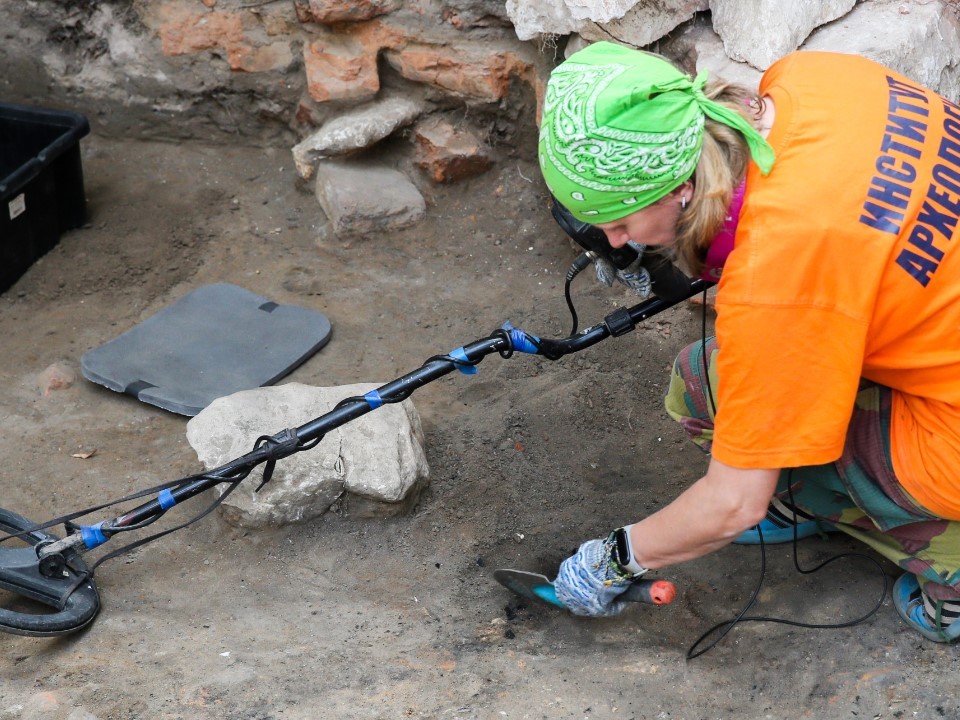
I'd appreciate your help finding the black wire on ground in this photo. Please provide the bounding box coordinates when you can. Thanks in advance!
[43,467,256,608]
[686,503,890,660]
[0,472,216,545]
[0,429,314,567]
[686,292,889,659]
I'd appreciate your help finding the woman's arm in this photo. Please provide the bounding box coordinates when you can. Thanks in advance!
[628,458,780,570]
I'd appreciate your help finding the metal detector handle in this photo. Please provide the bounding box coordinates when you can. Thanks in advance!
[641,252,697,304]
[33,280,713,563]
[534,277,714,360]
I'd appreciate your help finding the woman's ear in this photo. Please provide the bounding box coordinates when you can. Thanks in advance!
[670,180,694,209]
[658,181,695,206]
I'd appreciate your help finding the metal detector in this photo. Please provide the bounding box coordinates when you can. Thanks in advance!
[0,201,712,637]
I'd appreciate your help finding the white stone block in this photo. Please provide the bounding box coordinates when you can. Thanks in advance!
[186,382,430,527]
[292,96,426,180]
[802,0,960,101]
[711,0,858,70]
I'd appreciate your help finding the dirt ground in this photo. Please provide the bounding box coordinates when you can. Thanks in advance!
[1,132,959,720]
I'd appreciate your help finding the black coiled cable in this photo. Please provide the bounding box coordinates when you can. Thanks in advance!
[564,253,595,335]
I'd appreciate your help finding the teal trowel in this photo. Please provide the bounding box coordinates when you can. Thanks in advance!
[494,569,676,609]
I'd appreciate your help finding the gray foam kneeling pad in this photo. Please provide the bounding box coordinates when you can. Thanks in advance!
[81,283,332,416]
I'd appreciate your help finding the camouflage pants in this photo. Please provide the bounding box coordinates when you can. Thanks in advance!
[665,337,960,601]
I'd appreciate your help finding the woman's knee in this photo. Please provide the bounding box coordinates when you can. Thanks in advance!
[665,338,719,451]
[665,338,719,423]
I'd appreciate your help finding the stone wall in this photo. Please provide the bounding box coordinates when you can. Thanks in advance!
[0,0,547,146]
[3,0,958,235]
[513,0,960,99]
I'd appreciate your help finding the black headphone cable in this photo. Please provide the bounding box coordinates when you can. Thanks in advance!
[686,287,889,660]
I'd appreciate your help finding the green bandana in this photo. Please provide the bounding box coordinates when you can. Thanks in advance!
[539,41,775,223]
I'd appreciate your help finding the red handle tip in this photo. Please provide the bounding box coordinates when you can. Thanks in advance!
[649,579,677,605]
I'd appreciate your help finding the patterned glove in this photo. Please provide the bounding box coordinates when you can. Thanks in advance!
[593,242,652,296]
[553,534,634,617]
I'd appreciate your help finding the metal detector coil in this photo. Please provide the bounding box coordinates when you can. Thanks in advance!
[0,508,100,636]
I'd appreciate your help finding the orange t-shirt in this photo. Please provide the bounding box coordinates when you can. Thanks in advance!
[711,51,960,519]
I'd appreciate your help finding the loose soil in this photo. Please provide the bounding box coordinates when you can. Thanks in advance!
[1,135,957,720]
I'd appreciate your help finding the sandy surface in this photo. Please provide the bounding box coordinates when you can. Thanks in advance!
[0,135,957,720]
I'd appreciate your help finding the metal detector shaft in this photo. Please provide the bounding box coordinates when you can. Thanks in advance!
[107,336,514,530]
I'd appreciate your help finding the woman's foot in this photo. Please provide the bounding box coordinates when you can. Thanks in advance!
[893,573,960,643]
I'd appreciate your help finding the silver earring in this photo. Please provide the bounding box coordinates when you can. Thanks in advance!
[681,196,688,210]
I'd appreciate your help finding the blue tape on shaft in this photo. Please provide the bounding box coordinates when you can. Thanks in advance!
[81,522,108,550]
[158,488,176,510]
[364,390,384,408]
[449,347,478,374]
[501,321,540,354]
[509,329,540,354]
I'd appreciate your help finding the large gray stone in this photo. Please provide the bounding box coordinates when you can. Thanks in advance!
[503,0,710,50]
[802,0,960,101]
[696,36,762,90]
[711,0,858,70]
[314,161,426,237]
[578,0,708,49]
[506,0,580,41]
[506,0,639,40]
[185,382,430,527]
[593,0,958,101]
[292,96,428,180]
[613,13,761,88]
[565,0,638,23]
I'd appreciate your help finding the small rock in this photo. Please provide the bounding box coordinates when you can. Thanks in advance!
[38,362,77,396]
[413,117,494,184]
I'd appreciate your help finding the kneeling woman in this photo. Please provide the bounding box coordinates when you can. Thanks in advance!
[538,41,960,643]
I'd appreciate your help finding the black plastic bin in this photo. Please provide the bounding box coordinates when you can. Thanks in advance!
[0,102,90,294]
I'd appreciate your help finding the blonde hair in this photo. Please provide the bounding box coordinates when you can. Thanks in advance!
[672,80,762,277]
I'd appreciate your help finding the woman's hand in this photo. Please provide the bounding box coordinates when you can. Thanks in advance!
[553,535,634,616]
[553,461,779,617]
[593,241,652,296]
